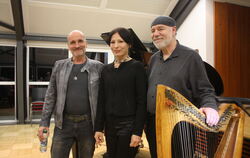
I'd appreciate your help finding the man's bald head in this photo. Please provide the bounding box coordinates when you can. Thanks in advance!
[67,30,86,41]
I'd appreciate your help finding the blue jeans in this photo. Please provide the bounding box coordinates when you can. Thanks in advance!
[51,118,95,158]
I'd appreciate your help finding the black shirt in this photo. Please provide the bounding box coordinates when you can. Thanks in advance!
[147,41,217,114]
[64,63,90,115]
[95,59,147,136]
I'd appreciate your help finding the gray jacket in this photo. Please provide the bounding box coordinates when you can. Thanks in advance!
[40,57,103,129]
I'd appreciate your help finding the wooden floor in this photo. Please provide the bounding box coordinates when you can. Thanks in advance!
[0,114,249,158]
[0,123,150,158]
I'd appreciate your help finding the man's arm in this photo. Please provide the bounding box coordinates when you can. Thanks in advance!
[188,53,219,126]
[39,62,58,127]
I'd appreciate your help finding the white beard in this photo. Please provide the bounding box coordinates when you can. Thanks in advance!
[153,39,171,50]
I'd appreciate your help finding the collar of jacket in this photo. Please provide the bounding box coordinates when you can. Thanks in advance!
[68,56,90,73]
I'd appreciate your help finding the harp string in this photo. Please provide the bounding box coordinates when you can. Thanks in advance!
[156,85,242,158]
[195,128,208,158]
[174,122,215,158]
[186,121,192,157]
[174,121,198,158]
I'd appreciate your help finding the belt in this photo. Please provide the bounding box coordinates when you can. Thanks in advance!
[65,114,90,122]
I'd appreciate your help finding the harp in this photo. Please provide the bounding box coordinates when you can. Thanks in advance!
[156,84,248,158]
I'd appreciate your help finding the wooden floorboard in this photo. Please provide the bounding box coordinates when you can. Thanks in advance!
[0,123,150,158]
[0,114,248,158]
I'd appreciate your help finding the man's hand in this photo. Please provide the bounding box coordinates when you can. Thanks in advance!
[37,126,50,141]
[94,132,104,147]
[200,107,219,126]
[129,135,141,147]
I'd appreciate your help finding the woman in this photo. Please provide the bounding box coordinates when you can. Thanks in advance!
[94,27,147,158]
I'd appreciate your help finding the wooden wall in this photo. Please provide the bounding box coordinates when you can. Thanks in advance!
[214,2,250,98]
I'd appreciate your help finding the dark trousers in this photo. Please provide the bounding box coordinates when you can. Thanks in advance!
[144,114,157,158]
[51,118,95,158]
[105,116,138,158]
[105,134,138,158]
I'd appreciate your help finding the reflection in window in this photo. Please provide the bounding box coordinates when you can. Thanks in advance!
[86,52,108,64]
[29,85,47,120]
[29,47,68,81]
[29,48,108,82]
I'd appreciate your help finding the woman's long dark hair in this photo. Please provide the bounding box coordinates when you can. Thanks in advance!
[108,27,144,59]
[107,27,132,46]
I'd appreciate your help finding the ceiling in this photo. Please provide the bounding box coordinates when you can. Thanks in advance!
[0,0,250,43]
[22,0,179,42]
[0,0,179,43]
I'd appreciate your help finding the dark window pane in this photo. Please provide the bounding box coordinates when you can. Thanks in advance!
[29,48,108,81]
[29,47,68,81]
[0,46,15,81]
[0,85,15,120]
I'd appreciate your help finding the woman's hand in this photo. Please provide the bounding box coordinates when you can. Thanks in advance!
[129,134,141,147]
[94,132,104,147]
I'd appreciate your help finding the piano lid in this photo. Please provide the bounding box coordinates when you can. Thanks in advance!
[204,62,224,96]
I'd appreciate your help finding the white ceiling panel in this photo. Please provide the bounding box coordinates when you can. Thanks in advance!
[106,0,172,15]
[0,0,14,25]
[30,0,102,8]
[0,0,14,34]
[22,0,175,42]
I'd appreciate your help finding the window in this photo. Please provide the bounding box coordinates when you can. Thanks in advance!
[0,45,15,120]
[29,47,68,81]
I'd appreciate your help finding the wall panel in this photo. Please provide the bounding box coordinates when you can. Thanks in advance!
[214,2,250,98]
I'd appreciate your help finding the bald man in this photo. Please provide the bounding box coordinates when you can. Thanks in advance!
[38,30,103,158]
